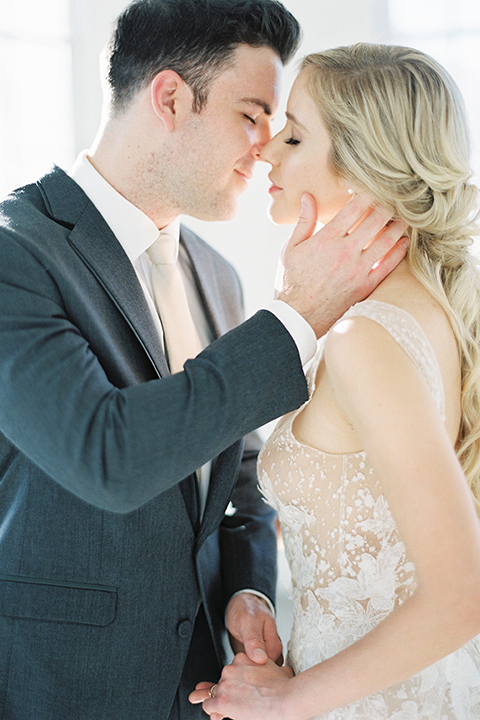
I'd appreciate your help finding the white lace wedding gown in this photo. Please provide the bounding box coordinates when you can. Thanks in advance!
[258,300,480,719]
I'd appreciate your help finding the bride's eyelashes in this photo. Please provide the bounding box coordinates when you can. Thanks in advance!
[285,137,300,145]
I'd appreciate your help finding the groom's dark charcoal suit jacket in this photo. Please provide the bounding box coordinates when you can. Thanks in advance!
[0,168,308,719]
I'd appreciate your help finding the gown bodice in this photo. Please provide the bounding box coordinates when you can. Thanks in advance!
[258,300,480,719]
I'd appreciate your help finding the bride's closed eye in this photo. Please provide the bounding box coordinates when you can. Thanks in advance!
[285,137,300,145]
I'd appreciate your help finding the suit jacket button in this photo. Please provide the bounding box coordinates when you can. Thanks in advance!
[177,619,192,638]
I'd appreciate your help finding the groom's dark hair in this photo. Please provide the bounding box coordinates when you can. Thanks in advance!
[107,0,301,113]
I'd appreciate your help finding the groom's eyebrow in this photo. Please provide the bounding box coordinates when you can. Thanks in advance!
[239,97,273,116]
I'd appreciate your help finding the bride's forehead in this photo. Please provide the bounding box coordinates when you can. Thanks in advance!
[286,79,326,132]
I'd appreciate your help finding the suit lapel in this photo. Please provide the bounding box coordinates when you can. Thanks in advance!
[38,168,170,378]
[68,218,170,378]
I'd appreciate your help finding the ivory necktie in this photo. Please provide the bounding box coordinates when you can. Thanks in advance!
[147,232,202,374]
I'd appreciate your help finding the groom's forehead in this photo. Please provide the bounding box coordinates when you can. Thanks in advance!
[208,47,282,114]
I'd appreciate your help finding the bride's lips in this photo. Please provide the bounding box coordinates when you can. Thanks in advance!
[268,183,282,194]
[268,175,282,194]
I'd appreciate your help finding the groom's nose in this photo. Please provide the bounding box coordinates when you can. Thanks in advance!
[251,122,273,159]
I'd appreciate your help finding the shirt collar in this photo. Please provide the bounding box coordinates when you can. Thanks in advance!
[68,151,180,263]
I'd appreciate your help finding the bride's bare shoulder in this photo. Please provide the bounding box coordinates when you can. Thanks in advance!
[328,259,461,443]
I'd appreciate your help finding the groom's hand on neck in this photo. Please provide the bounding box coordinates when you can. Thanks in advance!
[275,192,409,339]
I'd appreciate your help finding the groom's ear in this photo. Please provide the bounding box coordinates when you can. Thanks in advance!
[150,70,194,132]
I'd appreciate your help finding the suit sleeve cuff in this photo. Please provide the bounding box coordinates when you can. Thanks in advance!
[264,300,317,367]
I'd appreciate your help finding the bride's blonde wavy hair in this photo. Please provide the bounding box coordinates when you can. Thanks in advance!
[301,44,480,513]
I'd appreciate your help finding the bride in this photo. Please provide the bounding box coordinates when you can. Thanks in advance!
[190,43,480,719]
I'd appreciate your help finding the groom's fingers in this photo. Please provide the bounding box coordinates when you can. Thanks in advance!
[235,615,268,664]
[274,193,317,297]
[259,613,283,666]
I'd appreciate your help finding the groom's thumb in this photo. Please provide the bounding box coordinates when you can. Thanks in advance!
[243,638,268,664]
[288,193,318,248]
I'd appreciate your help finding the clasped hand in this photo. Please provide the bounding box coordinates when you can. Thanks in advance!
[189,652,295,720]
[189,592,295,719]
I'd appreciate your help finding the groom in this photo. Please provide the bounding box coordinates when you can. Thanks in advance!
[0,1,407,718]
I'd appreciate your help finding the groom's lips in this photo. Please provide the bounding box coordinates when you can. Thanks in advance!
[235,168,253,182]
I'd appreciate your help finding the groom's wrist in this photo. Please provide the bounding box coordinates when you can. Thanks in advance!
[264,300,317,367]
[227,589,275,618]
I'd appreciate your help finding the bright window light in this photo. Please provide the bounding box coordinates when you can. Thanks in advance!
[389,0,480,182]
[0,0,74,196]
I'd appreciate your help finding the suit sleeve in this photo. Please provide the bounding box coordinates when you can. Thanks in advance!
[0,226,308,514]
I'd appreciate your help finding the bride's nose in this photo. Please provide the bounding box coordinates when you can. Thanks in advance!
[259,131,281,165]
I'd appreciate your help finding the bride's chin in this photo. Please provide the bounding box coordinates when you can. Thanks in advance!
[266,203,298,226]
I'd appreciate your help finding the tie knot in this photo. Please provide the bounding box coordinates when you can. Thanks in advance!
[147,232,178,265]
